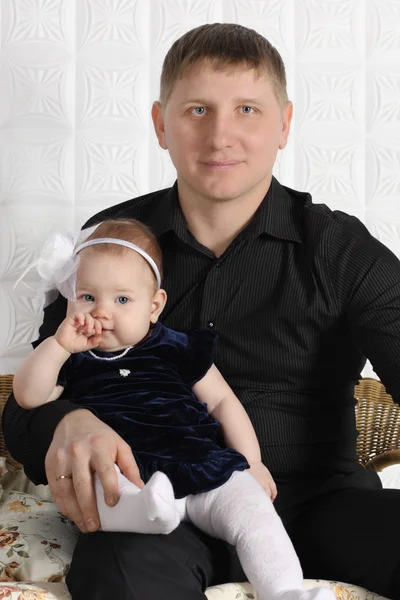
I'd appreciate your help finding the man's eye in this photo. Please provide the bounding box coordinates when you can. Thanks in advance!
[83,294,94,302]
[117,297,129,304]
[241,106,254,114]
[192,106,206,115]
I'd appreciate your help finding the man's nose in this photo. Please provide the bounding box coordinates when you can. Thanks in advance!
[207,112,235,150]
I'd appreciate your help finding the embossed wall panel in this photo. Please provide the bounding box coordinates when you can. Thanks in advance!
[0,0,399,378]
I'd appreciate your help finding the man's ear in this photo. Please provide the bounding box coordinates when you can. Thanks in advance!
[150,288,167,323]
[278,101,293,150]
[152,101,168,150]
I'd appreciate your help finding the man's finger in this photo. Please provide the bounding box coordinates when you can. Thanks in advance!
[46,459,88,532]
[91,460,120,507]
[52,482,87,532]
[70,454,100,532]
[116,442,144,488]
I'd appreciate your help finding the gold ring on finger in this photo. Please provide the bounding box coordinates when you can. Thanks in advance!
[55,474,73,482]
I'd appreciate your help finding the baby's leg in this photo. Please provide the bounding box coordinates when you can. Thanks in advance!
[95,466,181,534]
[186,471,335,600]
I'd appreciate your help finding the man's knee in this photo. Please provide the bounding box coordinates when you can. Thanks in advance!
[66,524,218,599]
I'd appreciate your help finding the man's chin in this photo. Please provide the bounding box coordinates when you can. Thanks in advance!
[199,185,248,202]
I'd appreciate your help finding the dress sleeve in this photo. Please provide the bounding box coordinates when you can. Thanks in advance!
[327,214,400,403]
[180,328,218,387]
[56,356,74,388]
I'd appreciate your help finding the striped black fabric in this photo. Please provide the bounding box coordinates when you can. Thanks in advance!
[4,176,400,485]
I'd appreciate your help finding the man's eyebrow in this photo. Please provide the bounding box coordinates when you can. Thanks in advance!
[180,97,265,106]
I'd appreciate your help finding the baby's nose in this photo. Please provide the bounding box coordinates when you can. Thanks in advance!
[92,302,111,319]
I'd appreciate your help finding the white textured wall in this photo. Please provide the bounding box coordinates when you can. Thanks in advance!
[0,0,399,375]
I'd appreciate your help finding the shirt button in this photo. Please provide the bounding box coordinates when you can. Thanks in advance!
[207,322,214,328]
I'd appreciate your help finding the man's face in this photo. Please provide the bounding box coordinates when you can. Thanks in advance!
[152,61,292,205]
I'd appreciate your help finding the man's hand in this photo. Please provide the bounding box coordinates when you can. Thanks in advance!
[45,409,144,532]
[248,461,277,501]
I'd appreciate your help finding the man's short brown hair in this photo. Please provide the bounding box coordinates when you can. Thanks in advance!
[160,23,288,109]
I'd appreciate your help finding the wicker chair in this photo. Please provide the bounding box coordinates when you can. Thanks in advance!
[355,377,400,471]
[0,374,400,472]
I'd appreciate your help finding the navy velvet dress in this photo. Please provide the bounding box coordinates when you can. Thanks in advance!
[58,322,249,498]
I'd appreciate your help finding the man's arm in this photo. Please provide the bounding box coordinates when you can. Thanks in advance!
[2,293,80,484]
[328,214,400,399]
[4,282,143,535]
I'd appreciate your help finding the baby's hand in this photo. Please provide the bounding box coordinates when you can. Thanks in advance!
[248,461,277,501]
[55,312,103,354]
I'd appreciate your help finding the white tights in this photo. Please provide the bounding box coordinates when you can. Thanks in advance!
[95,468,335,600]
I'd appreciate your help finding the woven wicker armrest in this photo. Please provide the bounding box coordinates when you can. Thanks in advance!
[355,378,400,471]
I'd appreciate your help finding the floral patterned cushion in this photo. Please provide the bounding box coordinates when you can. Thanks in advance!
[0,579,389,599]
[205,581,389,599]
[0,491,78,583]
[0,583,71,599]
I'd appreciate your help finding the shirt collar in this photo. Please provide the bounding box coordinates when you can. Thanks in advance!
[242,176,306,243]
[148,177,307,244]
[148,182,188,241]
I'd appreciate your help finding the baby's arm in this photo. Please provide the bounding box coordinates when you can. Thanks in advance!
[13,312,103,410]
[13,337,70,409]
[192,364,277,499]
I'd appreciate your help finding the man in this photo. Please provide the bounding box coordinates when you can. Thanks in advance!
[3,23,400,600]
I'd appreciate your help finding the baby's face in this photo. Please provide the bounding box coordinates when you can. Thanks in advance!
[68,249,164,351]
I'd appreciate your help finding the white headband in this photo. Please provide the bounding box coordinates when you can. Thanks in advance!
[75,238,161,288]
[14,222,162,306]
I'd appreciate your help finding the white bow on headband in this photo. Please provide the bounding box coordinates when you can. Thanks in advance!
[14,223,161,306]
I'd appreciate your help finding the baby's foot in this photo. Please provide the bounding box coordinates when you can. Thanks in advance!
[96,468,180,534]
[141,471,181,533]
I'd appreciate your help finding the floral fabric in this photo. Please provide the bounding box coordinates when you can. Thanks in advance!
[0,579,389,599]
[0,491,78,583]
[205,581,389,599]
[0,582,70,599]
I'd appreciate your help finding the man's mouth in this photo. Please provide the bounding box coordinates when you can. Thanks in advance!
[201,160,241,170]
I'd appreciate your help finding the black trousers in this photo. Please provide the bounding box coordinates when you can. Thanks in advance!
[66,473,400,600]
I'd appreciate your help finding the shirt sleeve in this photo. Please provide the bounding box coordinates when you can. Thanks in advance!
[180,328,218,387]
[326,213,400,402]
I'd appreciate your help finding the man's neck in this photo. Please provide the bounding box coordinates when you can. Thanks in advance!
[178,177,272,258]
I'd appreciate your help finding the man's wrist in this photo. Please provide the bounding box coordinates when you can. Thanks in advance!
[23,401,91,485]
[53,408,95,436]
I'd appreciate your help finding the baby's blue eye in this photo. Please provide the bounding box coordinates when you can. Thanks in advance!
[83,294,94,302]
[117,296,129,304]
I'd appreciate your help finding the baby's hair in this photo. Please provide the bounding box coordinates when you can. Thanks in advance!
[83,219,163,287]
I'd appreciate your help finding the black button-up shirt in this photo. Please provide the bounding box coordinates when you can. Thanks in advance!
[4,177,400,494]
